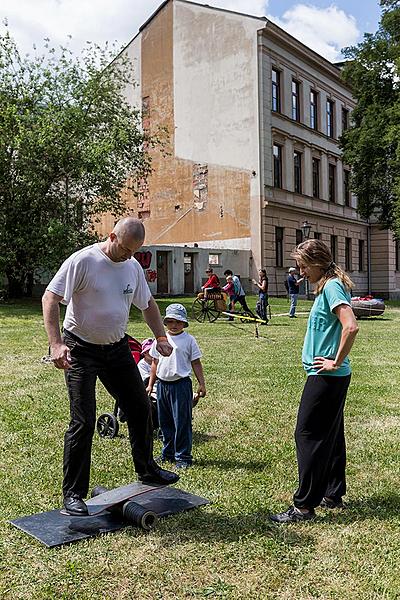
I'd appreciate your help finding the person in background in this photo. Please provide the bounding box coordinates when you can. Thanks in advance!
[223,269,254,315]
[42,217,179,517]
[200,267,221,299]
[252,268,269,322]
[287,267,304,318]
[147,303,206,469]
[270,239,359,523]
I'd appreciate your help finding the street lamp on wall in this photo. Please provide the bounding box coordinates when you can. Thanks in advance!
[301,220,312,299]
[301,220,311,241]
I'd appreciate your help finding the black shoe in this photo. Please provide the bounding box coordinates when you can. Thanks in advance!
[320,497,346,509]
[269,506,315,524]
[138,465,179,485]
[63,494,88,516]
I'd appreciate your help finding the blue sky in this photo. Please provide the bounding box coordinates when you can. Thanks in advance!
[0,0,384,62]
[268,0,381,36]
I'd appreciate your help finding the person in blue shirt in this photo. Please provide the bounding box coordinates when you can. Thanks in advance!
[270,239,359,524]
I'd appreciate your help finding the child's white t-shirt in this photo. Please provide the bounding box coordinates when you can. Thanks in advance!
[137,357,151,381]
[149,331,202,382]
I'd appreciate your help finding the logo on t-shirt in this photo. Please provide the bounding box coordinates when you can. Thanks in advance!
[123,284,133,295]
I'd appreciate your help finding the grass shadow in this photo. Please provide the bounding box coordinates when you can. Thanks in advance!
[195,458,267,471]
[330,493,400,522]
[192,431,218,446]
[146,509,315,548]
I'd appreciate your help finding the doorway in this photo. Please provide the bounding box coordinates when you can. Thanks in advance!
[184,253,194,294]
[157,251,169,294]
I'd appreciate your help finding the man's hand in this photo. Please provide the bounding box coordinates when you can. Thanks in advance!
[313,356,338,374]
[156,339,173,356]
[51,343,72,370]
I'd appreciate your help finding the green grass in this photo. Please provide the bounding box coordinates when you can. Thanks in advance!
[0,296,399,599]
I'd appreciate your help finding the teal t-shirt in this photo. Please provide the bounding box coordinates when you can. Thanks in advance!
[302,278,352,377]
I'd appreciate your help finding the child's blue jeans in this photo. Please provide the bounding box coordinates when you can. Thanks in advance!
[157,377,193,465]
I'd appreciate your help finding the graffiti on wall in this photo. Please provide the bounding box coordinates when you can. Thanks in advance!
[134,251,152,269]
[146,270,157,282]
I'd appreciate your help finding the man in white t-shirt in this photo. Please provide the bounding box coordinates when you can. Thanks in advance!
[42,217,179,516]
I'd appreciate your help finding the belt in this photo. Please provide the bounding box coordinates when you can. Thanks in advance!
[64,330,127,349]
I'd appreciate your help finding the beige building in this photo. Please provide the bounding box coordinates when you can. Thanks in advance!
[99,0,400,298]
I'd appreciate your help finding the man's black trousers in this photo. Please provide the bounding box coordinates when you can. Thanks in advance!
[62,331,154,499]
[293,374,351,509]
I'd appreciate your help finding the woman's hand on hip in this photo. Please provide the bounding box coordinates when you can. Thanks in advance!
[313,356,338,373]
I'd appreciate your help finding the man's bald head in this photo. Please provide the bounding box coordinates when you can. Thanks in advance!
[113,217,145,245]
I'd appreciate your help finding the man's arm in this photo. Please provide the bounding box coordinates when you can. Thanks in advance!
[42,290,71,370]
[142,297,172,356]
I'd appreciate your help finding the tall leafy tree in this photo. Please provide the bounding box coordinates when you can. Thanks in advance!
[0,26,160,297]
[340,1,400,234]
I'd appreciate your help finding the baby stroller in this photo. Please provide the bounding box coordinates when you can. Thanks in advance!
[96,335,158,439]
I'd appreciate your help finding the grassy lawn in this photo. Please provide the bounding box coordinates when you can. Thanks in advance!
[0,296,399,599]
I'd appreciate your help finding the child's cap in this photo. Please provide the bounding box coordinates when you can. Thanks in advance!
[141,338,154,354]
[288,267,296,273]
[163,303,189,327]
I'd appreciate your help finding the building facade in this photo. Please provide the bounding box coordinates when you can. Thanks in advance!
[98,0,400,298]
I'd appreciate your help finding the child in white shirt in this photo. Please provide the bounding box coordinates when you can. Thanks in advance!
[147,303,206,468]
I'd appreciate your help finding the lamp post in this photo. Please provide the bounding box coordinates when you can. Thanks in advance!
[301,220,312,299]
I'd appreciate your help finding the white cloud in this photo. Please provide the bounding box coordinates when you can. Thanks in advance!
[1,1,359,63]
[203,0,267,17]
[1,0,161,55]
[268,4,360,62]
[1,0,269,56]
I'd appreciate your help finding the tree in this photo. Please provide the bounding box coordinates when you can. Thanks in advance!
[0,25,161,297]
[340,0,400,234]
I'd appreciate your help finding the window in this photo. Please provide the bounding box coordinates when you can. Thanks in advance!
[330,235,338,262]
[275,227,284,267]
[329,164,336,202]
[326,99,335,137]
[342,107,349,133]
[312,158,320,198]
[273,144,282,188]
[345,237,352,271]
[343,169,351,206]
[314,232,321,240]
[294,151,302,194]
[208,254,220,265]
[310,90,318,130]
[396,240,400,271]
[296,229,303,246]
[359,240,365,272]
[292,80,300,121]
[272,68,281,112]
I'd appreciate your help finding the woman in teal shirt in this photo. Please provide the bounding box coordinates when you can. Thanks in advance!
[270,239,359,523]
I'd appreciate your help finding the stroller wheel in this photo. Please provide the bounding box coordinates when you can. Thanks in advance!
[97,413,119,439]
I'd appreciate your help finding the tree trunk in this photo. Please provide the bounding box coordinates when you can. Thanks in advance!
[6,271,25,299]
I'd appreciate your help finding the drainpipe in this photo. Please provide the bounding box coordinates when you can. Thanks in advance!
[367,218,371,295]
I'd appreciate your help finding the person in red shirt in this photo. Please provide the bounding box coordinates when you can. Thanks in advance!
[198,268,221,299]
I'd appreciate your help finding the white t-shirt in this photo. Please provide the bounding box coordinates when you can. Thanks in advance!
[137,357,152,381]
[149,331,202,382]
[47,244,152,344]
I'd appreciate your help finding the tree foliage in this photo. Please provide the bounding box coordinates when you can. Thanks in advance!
[340,0,400,234]
[0,25,160,297]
